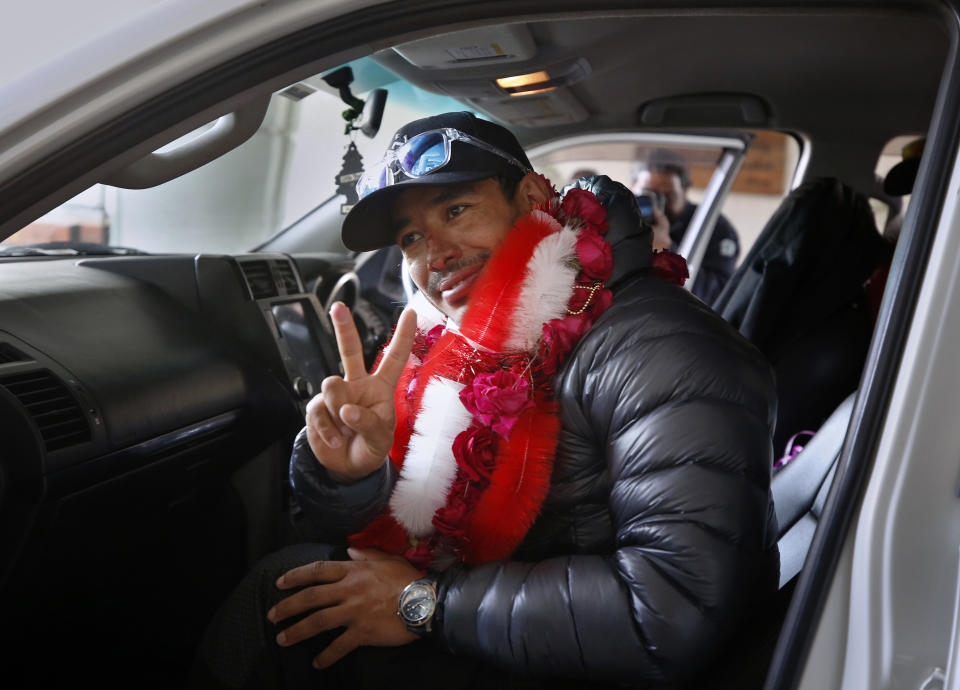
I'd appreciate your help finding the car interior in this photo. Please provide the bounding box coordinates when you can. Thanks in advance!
[0,3,954,688]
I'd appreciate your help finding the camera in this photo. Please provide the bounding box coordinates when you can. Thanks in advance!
[635,190,665,221]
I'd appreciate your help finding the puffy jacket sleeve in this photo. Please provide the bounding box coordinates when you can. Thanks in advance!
[434,277,779,686]
[289,427,396,543]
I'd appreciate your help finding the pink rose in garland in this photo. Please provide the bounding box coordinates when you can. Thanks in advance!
[411,325,445,360]
[560,188,609,233]
[424,324,445,350]
[576,230,614,281]
[459,370,534,437]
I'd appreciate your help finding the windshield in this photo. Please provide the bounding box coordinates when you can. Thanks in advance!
[4,56,800,259]
[3,59,471,255]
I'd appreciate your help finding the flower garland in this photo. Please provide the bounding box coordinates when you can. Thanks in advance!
[350,182,686,572]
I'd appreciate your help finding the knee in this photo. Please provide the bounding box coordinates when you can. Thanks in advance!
[249,543,341,610]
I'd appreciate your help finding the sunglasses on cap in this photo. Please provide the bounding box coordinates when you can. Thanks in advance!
[355,127,531,200]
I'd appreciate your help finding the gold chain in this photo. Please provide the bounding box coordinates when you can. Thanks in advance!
[566,282,604,315]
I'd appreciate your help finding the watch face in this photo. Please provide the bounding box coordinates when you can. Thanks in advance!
[400,582,436,625]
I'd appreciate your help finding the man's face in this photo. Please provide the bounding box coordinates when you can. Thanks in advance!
[391,178,523,323]
[633,170,686,221]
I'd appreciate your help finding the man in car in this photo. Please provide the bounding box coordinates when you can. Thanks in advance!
[632,148,741,304]
[189,112,779,689]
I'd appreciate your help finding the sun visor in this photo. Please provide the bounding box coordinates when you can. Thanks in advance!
[393,24,536,69]
[469,89,588,128]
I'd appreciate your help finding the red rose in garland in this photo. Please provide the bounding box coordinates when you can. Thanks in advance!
[452,426,497,481]
[560,187,609,233]
[575,230,614,281]
[652,249,689,286]
[433,496,469,538]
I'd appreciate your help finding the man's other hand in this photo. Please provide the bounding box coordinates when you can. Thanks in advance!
[267,548,421,669]
[305,303,417,483]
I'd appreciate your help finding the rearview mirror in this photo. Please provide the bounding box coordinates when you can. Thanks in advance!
[360,89,387,138]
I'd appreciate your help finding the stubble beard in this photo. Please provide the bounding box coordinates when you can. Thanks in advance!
[425,251,492,320]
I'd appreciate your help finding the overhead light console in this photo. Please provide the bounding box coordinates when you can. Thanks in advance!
[388,23,590,128]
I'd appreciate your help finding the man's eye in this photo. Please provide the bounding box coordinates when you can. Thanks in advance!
[448,204,467,219]
[399,232,422,249]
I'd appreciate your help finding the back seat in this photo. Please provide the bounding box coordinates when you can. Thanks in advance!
[712,178,891,451]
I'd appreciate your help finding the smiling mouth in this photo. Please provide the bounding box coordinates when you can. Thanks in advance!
[436,262,486,309]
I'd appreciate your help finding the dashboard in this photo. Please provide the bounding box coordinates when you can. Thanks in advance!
[0,250,381,686]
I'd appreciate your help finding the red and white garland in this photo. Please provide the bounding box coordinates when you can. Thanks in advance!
[350,182,687,571]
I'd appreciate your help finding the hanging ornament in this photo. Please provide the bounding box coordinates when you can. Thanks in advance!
[335,140,365,214]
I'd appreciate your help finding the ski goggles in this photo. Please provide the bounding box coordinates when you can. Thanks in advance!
[355,127,531,200]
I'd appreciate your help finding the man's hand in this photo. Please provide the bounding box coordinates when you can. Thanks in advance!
[651,208,672,252]
[267,548,422,669]
[306,303,417,483]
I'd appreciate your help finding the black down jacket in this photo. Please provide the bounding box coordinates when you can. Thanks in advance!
[291,177,780,688]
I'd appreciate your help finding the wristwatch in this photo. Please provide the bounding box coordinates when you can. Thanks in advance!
[397,576,438,635]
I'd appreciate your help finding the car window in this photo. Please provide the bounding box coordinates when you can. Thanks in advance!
[530,130,800,266]
[872,133,921,238]
[714,131,801,259]
[2,59,470,255]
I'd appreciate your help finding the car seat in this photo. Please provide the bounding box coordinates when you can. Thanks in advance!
[711,177,891,451]
[772,392,855,587]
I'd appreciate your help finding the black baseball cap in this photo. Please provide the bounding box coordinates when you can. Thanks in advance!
[341,112,533,252]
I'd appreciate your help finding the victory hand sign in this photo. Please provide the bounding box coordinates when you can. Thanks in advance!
[305,302,417,483]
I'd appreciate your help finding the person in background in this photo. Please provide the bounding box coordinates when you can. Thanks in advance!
[632,148,740,304]
[567,167,597,185]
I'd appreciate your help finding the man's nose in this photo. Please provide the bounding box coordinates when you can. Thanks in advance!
[426,234,461,272]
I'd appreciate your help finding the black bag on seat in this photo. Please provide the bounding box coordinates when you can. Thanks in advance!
[712,177,891,450]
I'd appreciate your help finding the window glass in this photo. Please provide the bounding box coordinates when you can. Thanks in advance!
[873,134,922,242]
[530,131,801,267]
[3,60,471,255]
[719,131,801,258]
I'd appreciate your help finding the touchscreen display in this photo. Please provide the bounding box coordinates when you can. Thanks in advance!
[271,300,330,389]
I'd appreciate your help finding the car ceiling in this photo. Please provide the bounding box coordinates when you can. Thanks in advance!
[0,2,951,238]
[372,9,949,190]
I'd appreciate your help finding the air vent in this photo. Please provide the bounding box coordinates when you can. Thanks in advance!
[240,260,277,300]
[0,370,90,452]
[273,260,300,294]
[0,343,29,364]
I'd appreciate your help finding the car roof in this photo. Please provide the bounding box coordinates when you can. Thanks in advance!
[0,1,951,239]
[373,10,946,190]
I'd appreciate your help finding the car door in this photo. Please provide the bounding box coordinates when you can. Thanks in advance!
[764,1,960,687]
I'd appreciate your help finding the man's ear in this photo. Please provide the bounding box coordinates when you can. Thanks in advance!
[514,172,550,213]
